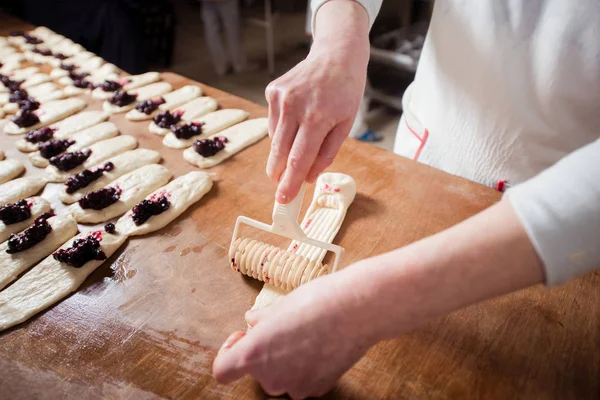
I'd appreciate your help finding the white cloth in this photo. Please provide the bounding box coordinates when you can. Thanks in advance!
[310,0,382,35]
[311,0,600,286]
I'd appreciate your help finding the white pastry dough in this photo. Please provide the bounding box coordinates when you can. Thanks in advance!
[183,118,268,169]
[115,171,212,237]
[2,82,66,114]
[0,159,25,184]
[0,214,78,291]
[0,197,51,243]
[163,109,249,149]
[91,72,161,100]
[4,98,87,135]
[69,164,172,223]
[149,97,218,136]
[102,82,173,114]
[58,148,162,204]
[20,73,52,89]
[125,85,201,121]
[0,177,48,206]
[45,135,138,182]
[50,56,104,78]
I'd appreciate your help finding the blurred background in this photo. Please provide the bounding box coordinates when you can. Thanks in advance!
[1,0,433,150]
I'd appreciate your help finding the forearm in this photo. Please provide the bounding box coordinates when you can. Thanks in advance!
[337,199,544,341]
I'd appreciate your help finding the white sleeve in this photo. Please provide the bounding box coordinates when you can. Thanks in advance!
[506,139,600,286]
[310,0,383,35]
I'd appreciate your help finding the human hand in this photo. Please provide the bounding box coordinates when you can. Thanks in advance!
[265,0,371,204]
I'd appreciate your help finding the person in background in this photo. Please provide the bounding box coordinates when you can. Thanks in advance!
[213,0,600,398]
[201,0,248,76]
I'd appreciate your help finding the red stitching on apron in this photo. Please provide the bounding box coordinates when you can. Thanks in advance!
[404,118,429,161]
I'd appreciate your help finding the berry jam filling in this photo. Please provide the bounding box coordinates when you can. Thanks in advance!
[23,33,43,45]
[0,199,32,225]
[8,89,28,103]
[65,162,114,194]
[32,47,52,56]
[53,236,106,268]
[172,122,203,140]
[78,187,121,210]
[100,80,122,92]
[49,149,92,171]
[54,53,68,60]
[68,71,89,81]
[25,126,55,143]
[12,110,40,128]
[131,195,171,225]
[135,97,165,115]
[6,213,53,254]
[153,111,181,129]
[9,31,24,37]
[192,136,228,157]
[109,90,137,107]
[1,75,23,91]
[18,97,40,112]
[38,139,75,159]
[73,79,93,89]
[104,223,116,234]
[60,63,77,72]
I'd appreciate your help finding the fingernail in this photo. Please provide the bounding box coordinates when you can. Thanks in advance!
[221,331,244,350]
[277,192,287,203]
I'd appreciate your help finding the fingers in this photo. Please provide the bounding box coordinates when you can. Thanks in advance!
[213,331,248,384]
[245,307,267,328]
[306,120,351,182]
[266,114,298,184]
[265,83,278,139]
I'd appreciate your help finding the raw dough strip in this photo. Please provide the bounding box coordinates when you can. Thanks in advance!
[149,96,219,136]
[2,85,66,115]
[68,164,172,223]
[15,111,110,152]
[0,228,127,331]
[183,118,268,169]
[251,173,357,309]
[115,171,213,237]
[49,56,105,79]
[49,50,94,68]
[0,177,48,206]
[0,214,78,291]
[125,85,202,121]
[102,82,173,114]
[0,159,25,184]
[61,65,121,96]
[45,135,138,183]
[4,98,87,135]
[162,109,250,149]
[29,122,119,168]
[58,149,162,204]
[0,197,51,243]
[91,72,161,100]
[21,73,53,89]
[0,82,61,105]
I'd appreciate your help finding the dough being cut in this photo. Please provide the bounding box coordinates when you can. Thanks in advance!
[115,171,212,237]
[0,214,78,291]
[69,164,172,223]
[248,173,357,309]
[0,159,25,184]
[102,82,173,114]
[4,98,87,135]
[149,97,218,136]
[163,109,249,149]
[125,85,201,121]
[28,122,119,168]
[91,72,161,100]
[0,197,51,243]
[45,135,138,182]
[183,118,268,169]
[0,228,127,331]
[58,149,162,204]
[0,177,48,206]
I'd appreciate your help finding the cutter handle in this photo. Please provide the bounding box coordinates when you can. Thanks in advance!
[272,182,307,240]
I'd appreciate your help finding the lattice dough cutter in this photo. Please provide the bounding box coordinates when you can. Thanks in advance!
[229,182,344,273]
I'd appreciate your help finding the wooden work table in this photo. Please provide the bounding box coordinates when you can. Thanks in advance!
[0,15,599,400]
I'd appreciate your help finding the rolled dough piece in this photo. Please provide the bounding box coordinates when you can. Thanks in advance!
[0,197,51,243]
[163,109,249,149]
[0,228,127,331]
[58,148,162,204]
[149,97,219,136]
[69,164,172,223]
[183,118,268,169]
[49,50,94,68]
[1,82,66,114]
[102,82,173,114]
[0,46,16,58]
[45,135,138,182]
[115,171,212,237]
[4,98,87,135]
[20,73,52,89]
[50,56,104,78]
[28,122,119,168]
[0,159,25,184]
[60,65,120,91]
[250,173,357,310]
[91,72,161,100]
[0,214,78,291]
[0,177,48,206]
[125,85,202,121]
[3,67,39,82]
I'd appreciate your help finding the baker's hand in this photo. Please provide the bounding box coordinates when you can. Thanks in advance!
[212,272,378,399]
[265,0,371,204]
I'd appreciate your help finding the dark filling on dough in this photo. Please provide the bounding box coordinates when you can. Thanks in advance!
[6,213,53,254]
[53,53,68,60]
[8,89,28,103]
[65,162,114,194]
[192,136,228,157]
[60,63,77,72]
[78,186,121,210]
[0,199,32,225]
[23,34,43,45]
[18,97,40,112]
[131,195,170,225]
[25,126,56,143]
[32,47,52,56]
[73,79,93,89]
[12,110,40,128]
[100,80,122,92]
[153,111,181,129]
[49,149,92,171]
[172,122,203,139]
[104,223,116,234]
[135,97,165,115]
[53,236,106,268]
[109,90,137,107]
[38,139,75,159]
[1,75,24,91]
[68,71,89,81]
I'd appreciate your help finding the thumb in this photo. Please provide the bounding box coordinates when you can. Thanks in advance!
[213,331,247,383]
